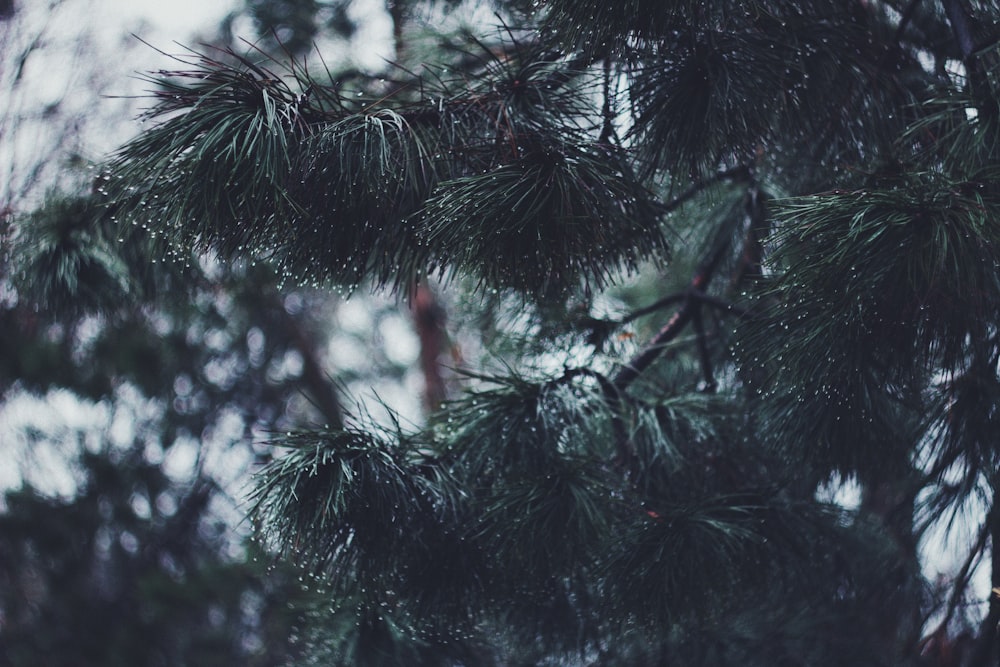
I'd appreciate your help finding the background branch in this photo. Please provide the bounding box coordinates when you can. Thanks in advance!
[267,292,344,429]
[612,218,733,390]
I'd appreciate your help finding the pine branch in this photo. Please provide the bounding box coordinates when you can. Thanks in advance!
[417,136,668,294]
[557,367,632,468]
[662,164,753,215]
[250,428,448,585]
[617,292,688,325]
[612,224,732,390]
[586,286,751,352]
[611,306,694,391]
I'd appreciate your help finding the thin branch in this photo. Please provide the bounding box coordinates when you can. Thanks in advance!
[599,57,615,144]
[612,305,694,390]
[598,289,751,338]
[586,171,756,352]
[727,185,765,293]
[584,287,750,354]
[412,283,450,414]
[942,0,998,120]
[921,518,990,646]
[661,165,752,216]
[970,488,1000,667]
[692,307,716,393]
[267,292,344,429]
[619,292,688,325]
[892,0,923,45]
[612,215,733,390]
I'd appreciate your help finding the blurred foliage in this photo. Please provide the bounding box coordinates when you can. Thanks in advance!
[0,449,308,667]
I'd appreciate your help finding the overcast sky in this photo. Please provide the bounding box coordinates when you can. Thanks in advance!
[100,0,237,35]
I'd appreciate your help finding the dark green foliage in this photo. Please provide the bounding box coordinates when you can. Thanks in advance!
[107,50,314,268]
[629,17,873,175]
[603,496,817,623]
[540,0,703,51]
[439,373,617,478]
[285,109,436,286]
[108,34,669,296]
[740,169,1000,479]
[12,196,131,314]
[775,175,1000,362]
[249,428,445,584]
[27,0,1000,664]
[242,0,356,55]
[248,371,909,661]
[0,451,306,667]
[440,375,619,587]
[418,139,666,292]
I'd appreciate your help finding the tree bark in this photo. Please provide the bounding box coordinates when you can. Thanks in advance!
[411,284,450,413]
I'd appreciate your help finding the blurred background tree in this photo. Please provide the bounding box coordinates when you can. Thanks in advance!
[0,1,424,665]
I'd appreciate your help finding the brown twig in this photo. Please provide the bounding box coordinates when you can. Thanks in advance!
[613,227,732,391]
[412,284,450,414]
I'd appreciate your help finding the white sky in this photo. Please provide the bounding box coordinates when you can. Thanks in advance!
[98,0,238,35]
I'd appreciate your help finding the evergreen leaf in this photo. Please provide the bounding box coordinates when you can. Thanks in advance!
[416,138,668,294]
[249,428,446,587]
[12,195,131,315]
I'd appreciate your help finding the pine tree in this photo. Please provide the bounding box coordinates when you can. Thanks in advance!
[26,0,1000,664]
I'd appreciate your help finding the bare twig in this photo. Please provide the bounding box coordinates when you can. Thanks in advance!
[618,292,688,325]
[612,227,732,390]
[920,518,990,648]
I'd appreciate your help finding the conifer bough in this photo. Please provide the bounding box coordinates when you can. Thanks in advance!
[101,0,1000,663]
[109,38,668,295]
